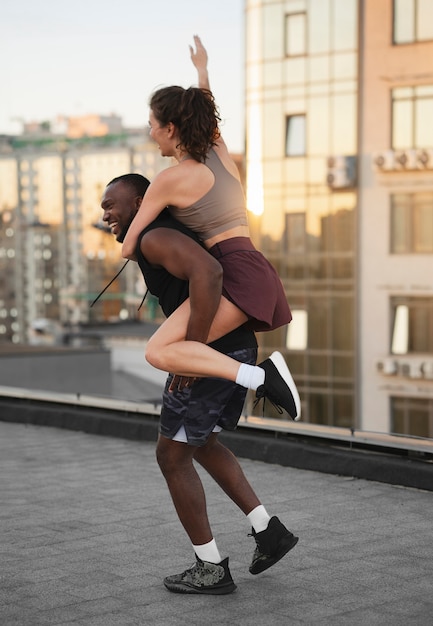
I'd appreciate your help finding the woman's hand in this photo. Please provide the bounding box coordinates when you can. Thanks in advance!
[189,34,208,72]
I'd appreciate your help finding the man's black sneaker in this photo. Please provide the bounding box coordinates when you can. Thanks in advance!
[249,516,299,575]
[256,351,301,420]
[163,556,236,595]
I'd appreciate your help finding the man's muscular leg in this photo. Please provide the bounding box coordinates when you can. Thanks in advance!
[156,434,213,546]
[156,432,262,539]
[193,433,261,515]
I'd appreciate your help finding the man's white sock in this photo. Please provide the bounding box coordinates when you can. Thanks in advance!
[235,363,265,391]
[192,538,222,564]
[247,505,271,533]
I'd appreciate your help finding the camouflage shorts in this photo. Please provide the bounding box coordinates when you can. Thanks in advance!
[159,347,257,446]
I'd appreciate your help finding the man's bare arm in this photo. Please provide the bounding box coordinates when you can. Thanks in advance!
[140,228,223,344]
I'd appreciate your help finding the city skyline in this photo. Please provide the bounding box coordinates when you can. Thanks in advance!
[0,0,245,152]
[2,0,433,440]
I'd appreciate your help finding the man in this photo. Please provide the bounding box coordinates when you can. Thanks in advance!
[100,173,299,595]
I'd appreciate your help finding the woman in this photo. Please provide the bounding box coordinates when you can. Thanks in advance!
[122,36,300,420]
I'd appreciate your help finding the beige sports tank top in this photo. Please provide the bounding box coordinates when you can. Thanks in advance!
[168,149,248,241]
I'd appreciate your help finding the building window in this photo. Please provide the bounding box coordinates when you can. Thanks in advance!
[286,309,308,351]
[285,115,306,157]
[392,85,433,149]
[284,212,306,254]
[285,12,307,56]
[391,193,433,253]
[393,0,433,44]
[391,297,433,354]
[391,397,433,438]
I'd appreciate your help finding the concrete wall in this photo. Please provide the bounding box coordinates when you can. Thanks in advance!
[0,347,112,397]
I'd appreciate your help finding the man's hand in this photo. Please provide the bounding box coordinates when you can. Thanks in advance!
[169,374,200,393]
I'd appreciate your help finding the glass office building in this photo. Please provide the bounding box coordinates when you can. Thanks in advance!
[245,0,433,437]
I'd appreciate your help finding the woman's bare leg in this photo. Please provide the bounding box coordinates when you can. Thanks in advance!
[146,296,301,421]
[146,296,248,379]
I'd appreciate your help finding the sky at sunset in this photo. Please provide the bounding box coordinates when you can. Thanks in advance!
[0,0,245,152]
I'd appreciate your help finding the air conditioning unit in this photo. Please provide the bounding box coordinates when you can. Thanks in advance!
[327,156,345,169]
[372,150,395,171]
[326,155,357,189]
[399,361,423,379]
[326,169,352,188]
[394,149,418,170]
[377,358,397,376]
[421,361,433,380]
[416,148,433,170]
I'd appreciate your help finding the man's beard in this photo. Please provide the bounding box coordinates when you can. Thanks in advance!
[116,225,130,243]
[116,212,136,243]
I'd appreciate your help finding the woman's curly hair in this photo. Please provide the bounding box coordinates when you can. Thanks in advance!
[149,86,221,162]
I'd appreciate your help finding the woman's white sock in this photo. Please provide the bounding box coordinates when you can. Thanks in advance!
[235,364,265,391]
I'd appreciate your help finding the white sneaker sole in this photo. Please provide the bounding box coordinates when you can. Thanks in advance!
[269,352,301,421]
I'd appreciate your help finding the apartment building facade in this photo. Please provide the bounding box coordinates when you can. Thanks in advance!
[245,0,433,437]
[361,0,433,437]
[0,126,165,344]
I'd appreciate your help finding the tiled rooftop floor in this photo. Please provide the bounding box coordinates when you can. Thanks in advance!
[1,420,432,626]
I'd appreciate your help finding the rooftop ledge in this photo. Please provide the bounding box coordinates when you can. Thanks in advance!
[1,385,432,491]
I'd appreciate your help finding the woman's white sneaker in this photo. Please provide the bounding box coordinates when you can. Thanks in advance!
[256,351,301,421]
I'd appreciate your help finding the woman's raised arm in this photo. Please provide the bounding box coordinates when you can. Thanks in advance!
[190,35,228,152]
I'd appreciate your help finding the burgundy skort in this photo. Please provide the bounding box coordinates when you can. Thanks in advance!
[208,237,292,332]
